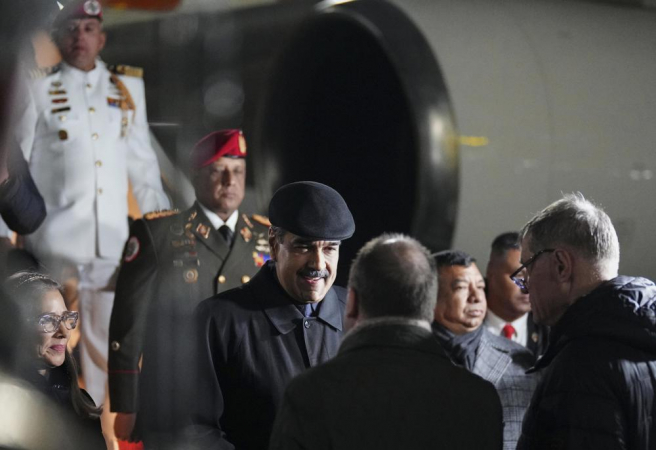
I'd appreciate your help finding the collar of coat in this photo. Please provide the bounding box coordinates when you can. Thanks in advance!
[252,260,344,334]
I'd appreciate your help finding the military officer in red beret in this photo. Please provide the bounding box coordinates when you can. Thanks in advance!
[107,130,270,447]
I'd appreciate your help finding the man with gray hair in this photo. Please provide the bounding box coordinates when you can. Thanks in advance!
[516,193,656,449]
[269,233,503,450]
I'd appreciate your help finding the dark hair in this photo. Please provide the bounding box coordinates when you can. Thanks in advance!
[348,233,437,322]
[433,250,476,269]
[4,271,101,419]
[490,232,520,259]
[269,225,287,244]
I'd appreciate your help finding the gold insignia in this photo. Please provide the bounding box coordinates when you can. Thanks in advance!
[58,130,68,141]
[184,268,199,284]
[241,275,250,284]
[240,227,252,243]
[188,210,197,221]
[51,106,71,114]
[242,214,254,229]
[239,133,247,154]
[171,239,195,248]
[49,90,66,95]
[531,332,539,343]
[196,223,210,239]
[218,275,226,284]
[108,64,144,78]
[143,209,180,220]
[251,214,271,227]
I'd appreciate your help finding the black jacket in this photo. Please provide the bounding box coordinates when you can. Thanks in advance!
[518,276,656,450]
[191,261,346,450]
[269,321,503,450]
[25,366,105,449]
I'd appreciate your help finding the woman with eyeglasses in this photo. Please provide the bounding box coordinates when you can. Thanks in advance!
[5,270,105,448]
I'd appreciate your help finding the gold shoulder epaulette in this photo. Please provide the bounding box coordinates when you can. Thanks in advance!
[28,64,61,80]
[108,64,144,78]
[144,209,180,220]
[251,214,271,228]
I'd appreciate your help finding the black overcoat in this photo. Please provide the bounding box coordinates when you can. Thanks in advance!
[269,322,503,450]
[191,261,346,450]
[107,202,270,443]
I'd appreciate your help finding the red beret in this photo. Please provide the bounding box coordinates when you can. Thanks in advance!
[190,130,247,169]
[54,0,103,28]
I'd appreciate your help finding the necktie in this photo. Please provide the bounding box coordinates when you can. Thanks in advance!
[218,225,234,247]
[501,323,516,340]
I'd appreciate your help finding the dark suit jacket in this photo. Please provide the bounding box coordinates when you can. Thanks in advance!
[269,321,504,450]
[107,202,270,443]
[0,139,46,234]
[191,261,346,450]
[472,329,539,450]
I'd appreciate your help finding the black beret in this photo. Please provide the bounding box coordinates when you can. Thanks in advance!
[269,181,355,241]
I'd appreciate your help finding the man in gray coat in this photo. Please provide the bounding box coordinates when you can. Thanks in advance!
[270,234,503,450]
[432,250,538,450]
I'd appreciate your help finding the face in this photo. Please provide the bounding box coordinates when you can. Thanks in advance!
[434,263,486,335]
[270,231,340,303]
[56,18,106,71]
[486,249,531,321]
[33,289,70,369]
[519,237,566,326]
[194,158,246,220]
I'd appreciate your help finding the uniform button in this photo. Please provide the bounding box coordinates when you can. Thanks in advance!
[59,115,67,122]
[218,275,226,284]
[86,83,92,88]
[111,341,120,351]
[98,188,103,195]
[241,275,250,284]
[303,320,311,329]
[92,133,99,140]
[89,107,96,114]
[95,160,102,167]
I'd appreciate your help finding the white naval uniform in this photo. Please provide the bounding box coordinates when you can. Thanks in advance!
[15,59,170,404]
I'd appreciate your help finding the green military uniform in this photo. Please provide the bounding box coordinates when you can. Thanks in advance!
[107,202,270,441]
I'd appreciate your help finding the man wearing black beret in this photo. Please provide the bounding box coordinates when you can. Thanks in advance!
[190,181,355,450]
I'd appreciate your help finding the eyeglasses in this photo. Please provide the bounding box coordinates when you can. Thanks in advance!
[509,249,555,293]
[34,311,79,333]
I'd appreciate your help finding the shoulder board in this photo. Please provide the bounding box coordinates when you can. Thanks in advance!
[143,209,180,220]
[28,64,61,80]
[251,214,271,228]
[108,64,143,78]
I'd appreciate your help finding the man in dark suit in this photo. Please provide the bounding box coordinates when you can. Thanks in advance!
[269,234,503,450]
[484,232,547,361]
[107,130,270,447]
[432,250,538,450]
[190,181,355,450]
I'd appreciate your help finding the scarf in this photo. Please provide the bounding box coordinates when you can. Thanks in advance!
[431,322,484,371]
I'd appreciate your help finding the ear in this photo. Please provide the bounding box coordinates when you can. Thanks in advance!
[553,249,573,282]
[268,228,279,262]
[345,287,360,321]
[98,31,107,52]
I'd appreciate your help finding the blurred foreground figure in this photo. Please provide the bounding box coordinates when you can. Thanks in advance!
[5,271,104,448]
[108,130,269,447]
[484,232,547,361]
[13,0,169,429]
[516,193,656,449]
[269,234,503,450]
[192,181,354,449]
[432,250,538,450]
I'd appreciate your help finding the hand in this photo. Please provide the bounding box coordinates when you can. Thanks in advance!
[114,412,137,442]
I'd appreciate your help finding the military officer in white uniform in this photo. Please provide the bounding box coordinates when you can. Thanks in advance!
[13,1,169,441]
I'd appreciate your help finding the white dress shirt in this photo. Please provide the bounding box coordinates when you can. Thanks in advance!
[484,309,529,347]
[14,59,169,264]
[197,202,238,232]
